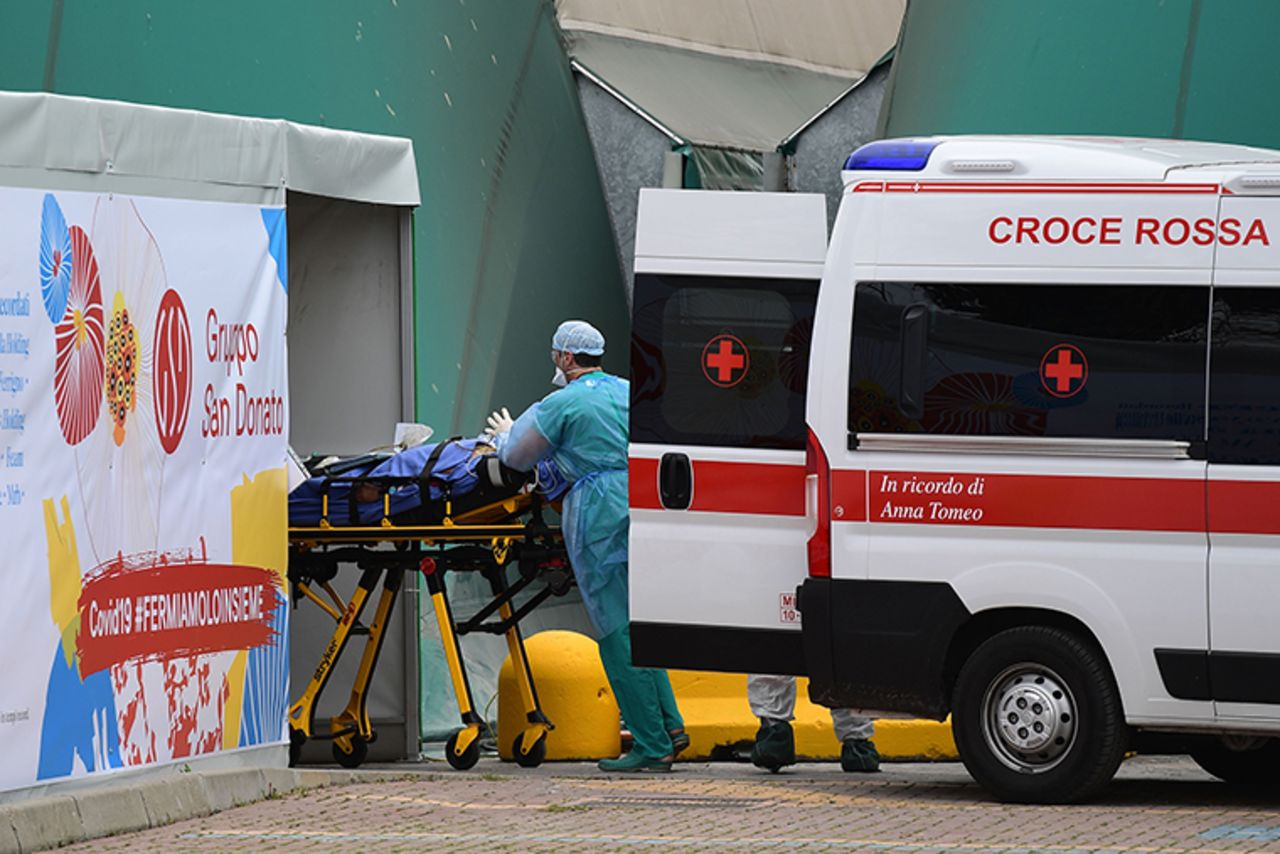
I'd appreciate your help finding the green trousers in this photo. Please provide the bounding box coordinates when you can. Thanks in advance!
[597,622,684,760]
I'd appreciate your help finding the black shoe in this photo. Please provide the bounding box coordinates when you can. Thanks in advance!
[840,738,881,773]
[669,728,690,758]
[751,719,795,772]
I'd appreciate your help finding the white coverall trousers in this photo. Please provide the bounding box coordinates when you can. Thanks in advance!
[747,674,875,742]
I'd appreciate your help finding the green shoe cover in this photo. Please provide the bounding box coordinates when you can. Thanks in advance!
[840,738,881,773]
[751,719,795,772]
[598,752,673,773]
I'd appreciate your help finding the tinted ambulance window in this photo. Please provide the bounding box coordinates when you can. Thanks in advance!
[1209,288,1280,465]
[849,282,1209,442]
[631,273,816,450]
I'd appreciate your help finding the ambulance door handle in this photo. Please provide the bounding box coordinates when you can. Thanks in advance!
[659,453,692,510]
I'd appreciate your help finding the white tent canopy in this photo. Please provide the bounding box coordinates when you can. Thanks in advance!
[0,91,419,206]
[557,0,905,151]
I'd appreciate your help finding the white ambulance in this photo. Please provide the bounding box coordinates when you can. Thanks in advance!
[628,136,1280,803]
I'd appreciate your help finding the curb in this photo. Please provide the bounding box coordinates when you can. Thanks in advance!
[0,767,381,854]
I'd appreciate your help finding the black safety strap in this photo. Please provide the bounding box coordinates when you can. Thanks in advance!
[420,435,464,503]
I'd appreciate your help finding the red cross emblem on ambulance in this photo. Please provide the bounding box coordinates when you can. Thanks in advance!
[702,334,750,389]
[1039,343,1089,399]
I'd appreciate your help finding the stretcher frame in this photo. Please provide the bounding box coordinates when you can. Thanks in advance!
[286,474,569,770]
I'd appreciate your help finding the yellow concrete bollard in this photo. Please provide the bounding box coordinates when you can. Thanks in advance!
[497,630,621,761]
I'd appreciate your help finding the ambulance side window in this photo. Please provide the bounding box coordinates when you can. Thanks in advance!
[849,282,1209,442]
[1209,288,1280,465]
[631,273,816,450]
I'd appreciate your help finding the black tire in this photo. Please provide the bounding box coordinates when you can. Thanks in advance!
[952,625,1127,804]
[512,732,547,768]
[332,735,369,769]
[445,730,481,770]
[1190,736,1280,785]
[288,727,306,767]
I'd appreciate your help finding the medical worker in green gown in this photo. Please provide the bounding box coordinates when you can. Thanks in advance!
[486,320,687,772]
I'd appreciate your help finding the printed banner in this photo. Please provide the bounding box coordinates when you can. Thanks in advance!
[0,188,289,791]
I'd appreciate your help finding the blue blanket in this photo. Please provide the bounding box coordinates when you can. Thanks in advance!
[289,438,567,526]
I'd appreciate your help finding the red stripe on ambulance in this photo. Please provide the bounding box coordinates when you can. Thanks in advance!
[831,469,867,522]
[852,180,1227,195]
[867,470,1203,532]
[628,458,806,516]
[633,460,1280,535]
[629,457,661,510]
[690,461,805,516]
[1208,480,1280,535]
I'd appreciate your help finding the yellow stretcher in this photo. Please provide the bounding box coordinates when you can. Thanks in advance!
[286,471,570,770]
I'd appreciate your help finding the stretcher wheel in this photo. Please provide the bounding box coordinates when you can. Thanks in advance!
[445,731,481,770]
[333,736,369,769]
[289,727,306,767]
[512,733,547,768]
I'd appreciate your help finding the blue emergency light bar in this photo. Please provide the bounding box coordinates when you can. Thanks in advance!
[843,139,940,171]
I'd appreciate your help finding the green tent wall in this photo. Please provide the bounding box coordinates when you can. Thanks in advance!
[880,0,1280,150]
[0,0,629,436]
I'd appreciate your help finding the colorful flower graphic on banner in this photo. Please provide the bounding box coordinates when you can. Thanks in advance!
[52,226,105,446]
[39,194,72,323]
[105,293,139,446]
[74,197,167,560]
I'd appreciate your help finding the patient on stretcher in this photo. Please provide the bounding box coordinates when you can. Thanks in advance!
[289,436,567,527]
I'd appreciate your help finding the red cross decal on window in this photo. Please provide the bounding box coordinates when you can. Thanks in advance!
[1039,343,1089,399]
[702,334,750,389]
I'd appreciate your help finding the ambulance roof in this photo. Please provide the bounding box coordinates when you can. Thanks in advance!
[842,136,1280,184]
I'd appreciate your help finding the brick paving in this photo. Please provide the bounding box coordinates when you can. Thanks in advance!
[56,757,1280,853]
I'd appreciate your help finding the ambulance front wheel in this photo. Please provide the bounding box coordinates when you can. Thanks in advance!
[952,625,1127,804]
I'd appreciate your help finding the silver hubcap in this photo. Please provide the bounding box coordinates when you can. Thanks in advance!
[981,662,1077,773]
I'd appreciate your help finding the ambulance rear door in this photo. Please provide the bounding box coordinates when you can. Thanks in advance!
[629,188,827,674]
[1206,187,1280,721]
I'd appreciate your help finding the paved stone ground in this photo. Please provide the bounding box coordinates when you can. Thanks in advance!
[55,757,1280,853]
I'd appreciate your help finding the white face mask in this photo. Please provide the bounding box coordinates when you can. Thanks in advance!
[551,367,568,387]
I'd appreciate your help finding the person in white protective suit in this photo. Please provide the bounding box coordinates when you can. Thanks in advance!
[486,320,687,773]
[748,674,880,772]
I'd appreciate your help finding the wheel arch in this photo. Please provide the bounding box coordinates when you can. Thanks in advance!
[944,562,1146,721]
[942,607,1124,716]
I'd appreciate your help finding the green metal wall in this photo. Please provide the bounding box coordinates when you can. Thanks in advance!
[0,0,629,435]
[880,0,1280,150]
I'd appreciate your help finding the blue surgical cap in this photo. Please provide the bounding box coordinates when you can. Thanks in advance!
[552,320,605,356]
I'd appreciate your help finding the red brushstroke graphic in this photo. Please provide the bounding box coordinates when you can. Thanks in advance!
[112,663,158,766]
[165,655,225,759]
[77,554,282,677]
